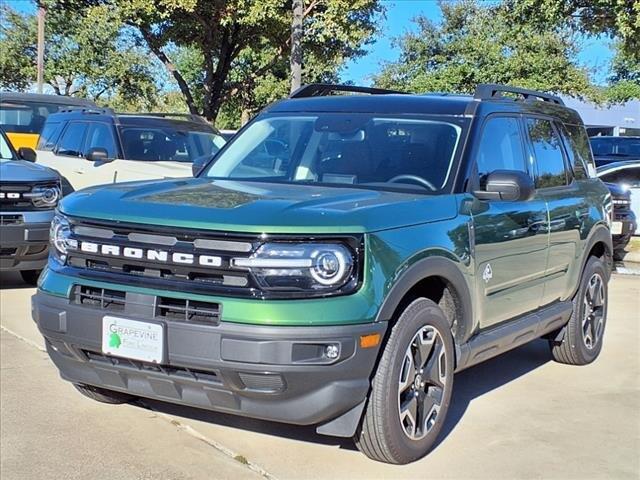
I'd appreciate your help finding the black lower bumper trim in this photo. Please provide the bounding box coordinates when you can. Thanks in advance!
[33,291,386,433]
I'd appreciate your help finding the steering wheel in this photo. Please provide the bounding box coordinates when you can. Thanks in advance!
[388,174,437,191]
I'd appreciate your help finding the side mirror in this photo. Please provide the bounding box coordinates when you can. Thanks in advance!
[192,155,210,177]
[473,170,535,202]
[18,147,37,162]
[85,147,111,163]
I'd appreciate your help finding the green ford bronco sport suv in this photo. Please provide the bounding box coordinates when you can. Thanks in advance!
[33,84,613,464]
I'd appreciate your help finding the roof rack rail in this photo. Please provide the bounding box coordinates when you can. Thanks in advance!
[290,83,405,99]
[57,106,115,115]
[474,84,564,106]
[117,112,210,125]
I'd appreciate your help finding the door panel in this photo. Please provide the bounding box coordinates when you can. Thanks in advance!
[472,196,548,327]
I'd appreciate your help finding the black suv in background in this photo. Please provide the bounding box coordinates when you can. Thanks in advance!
[0,128,61,285]
[590,136,640,167]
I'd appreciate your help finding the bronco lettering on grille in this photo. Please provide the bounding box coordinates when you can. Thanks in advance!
[79,241,222,267]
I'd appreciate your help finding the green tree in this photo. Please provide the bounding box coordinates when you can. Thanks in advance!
[57,0,383,121]
[604,42,640,102]
[374,0,594,97]
[0,3,159,106]
[508,0,640,61]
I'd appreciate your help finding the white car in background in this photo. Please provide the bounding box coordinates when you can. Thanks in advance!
[597,161,640,235]
[35,109,226,191]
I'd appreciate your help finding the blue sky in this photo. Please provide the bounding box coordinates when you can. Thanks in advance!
[8,0,614,86]
[342,0,615,86]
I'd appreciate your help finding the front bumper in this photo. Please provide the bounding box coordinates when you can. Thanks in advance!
[612,211,637,252]
[0,210,53,271]
[33,291,387,436]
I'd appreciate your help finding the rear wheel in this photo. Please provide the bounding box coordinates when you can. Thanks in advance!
[355,298,454,464]
[73,383,135,404]
[549,256,608,365]
[20,270,40,286]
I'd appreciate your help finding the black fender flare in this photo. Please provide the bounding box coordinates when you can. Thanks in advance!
[375,256,474,344]
[570,224,613,298]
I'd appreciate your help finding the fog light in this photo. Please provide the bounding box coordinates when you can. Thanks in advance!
[324,344,340,359]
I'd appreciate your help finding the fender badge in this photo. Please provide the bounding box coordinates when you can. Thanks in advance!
[482,264,493,283]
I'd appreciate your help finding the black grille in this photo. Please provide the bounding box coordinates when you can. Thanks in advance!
[65,219,261,297]
[156,297,220,325]
[0,182,57,211]
[0,247,17,256]
[82,350,221,384]
[0,214,23,225]
[73,285,220,325]
[75,286,126,312]
[238,372,285,393]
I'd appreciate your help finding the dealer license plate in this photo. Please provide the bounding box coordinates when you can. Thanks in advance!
[611,221,623,235]
[102,316,164,363]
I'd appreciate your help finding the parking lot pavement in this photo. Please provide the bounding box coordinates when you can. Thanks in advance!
[1,271,639,480]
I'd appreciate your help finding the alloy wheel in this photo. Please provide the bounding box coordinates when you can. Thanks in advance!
[582,273,606,350]
[397,325,448,440]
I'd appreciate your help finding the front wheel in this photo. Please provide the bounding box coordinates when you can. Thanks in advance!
[20,270,40,286]
[355,298,454,464]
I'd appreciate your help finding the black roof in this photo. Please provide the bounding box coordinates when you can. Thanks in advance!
[44,109,218,133]
[0,92,97,107]
[265,83,583,124]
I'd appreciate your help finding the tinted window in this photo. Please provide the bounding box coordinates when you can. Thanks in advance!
[564,124,594,178]
[37,122,62,151]
[558,124,588,180]
[120,127,225,163]
[526,118,567,188]
[205,115,461,192]
[476,116,527,179]
[56,122,88,157]
[86,123,116,158]
[599,167,640,188]
[590,137,640,157]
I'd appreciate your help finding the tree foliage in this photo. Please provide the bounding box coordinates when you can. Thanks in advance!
[0,3,158,105]
[54,0,383,122]
[374,1,593,98]
[508,0,640,61]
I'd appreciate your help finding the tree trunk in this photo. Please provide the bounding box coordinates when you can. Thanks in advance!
[290,0,303,93]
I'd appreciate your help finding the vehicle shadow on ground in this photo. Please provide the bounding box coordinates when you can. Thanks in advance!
[139,339,552,453]
[0,272,34,290]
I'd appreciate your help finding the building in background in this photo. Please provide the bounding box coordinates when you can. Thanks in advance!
[561,96,640,137]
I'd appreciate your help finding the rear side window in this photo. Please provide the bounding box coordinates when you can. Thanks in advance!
[564,124,594,178]
[37,122,63,151]
[526,118,568,188]
[85,123,117,158]
[475,116,527,179]
[557,124,588,180]
[56,122,89,157]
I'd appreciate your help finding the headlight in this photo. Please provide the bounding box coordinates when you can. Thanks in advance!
[232,242,355,293]
[50,214,77,263]
[613,198,631,206]
[25,184,61,208]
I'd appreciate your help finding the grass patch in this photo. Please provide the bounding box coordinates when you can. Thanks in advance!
[234,455,249,465]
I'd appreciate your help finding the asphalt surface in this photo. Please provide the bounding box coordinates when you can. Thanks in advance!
[1,271,639,479]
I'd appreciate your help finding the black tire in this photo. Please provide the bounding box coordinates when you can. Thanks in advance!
[613,249,626,262]
[73,383,135,404]
[549,256,608,365]
[355,298,454,464]
[19,270,40,286]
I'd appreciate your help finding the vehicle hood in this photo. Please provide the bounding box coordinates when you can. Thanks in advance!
[0,159,59,182]
[60,178,458,234]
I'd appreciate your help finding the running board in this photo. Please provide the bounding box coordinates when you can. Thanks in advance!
[455,301,572,372]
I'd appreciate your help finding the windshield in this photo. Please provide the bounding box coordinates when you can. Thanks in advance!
[120,127,226,162]
[590,137,640,157]
[0,133,15,161]
[204,115,461,192]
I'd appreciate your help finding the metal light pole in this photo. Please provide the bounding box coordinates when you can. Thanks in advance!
[290,0,303,93]
[36,4,46,94]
